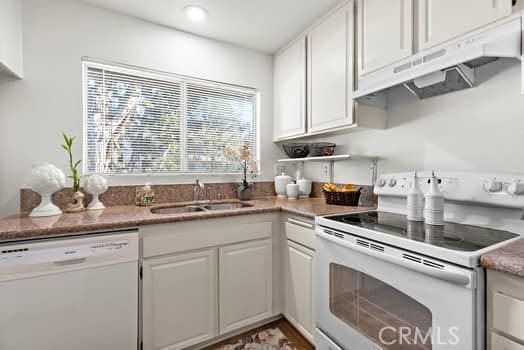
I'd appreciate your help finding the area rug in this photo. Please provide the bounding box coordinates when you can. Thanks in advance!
[211,326,299,350]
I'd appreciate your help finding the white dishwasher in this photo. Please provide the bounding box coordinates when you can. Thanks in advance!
[0,229,139,350]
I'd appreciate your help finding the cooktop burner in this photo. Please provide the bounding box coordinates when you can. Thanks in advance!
[325,211,519,252]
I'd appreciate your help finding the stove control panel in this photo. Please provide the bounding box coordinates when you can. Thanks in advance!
[375,171,524,209]
[508,181,524,195]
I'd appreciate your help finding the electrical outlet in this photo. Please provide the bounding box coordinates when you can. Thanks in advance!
[274,164,286,175]
[322,163,330,176]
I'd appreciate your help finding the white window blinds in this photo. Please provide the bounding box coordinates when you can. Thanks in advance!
[83,60,258,175]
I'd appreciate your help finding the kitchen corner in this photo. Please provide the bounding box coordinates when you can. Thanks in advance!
[3,1,524,350]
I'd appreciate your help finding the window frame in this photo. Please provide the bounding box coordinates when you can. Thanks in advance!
[81,57,260,177]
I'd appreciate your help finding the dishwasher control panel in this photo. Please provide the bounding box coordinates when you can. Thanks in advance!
[0,239,130,265]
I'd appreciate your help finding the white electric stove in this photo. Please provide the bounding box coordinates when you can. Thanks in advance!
[315,171,524,350]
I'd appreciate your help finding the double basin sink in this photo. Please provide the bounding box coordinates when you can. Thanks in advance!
[151,201,253,215]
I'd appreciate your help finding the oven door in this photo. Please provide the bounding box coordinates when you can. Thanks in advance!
[315,227,482,350]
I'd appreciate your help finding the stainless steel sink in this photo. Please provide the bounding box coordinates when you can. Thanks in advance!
[203,202,253,211]
[150,201,252,215]
[150,205,206,215]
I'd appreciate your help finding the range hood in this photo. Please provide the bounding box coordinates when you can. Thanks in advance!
[354,18,522,100]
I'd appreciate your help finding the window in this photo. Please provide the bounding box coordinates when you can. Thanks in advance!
[83,59,258,175]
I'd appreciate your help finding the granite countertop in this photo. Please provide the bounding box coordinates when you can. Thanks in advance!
[481,238,524,278]
[0,197,375,242]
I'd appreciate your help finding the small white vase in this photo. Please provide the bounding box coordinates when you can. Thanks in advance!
[88,195,105,210]
[297,177,312,199]
[30,191,62,217]
[83,175,108,210]
[286,183,299,200]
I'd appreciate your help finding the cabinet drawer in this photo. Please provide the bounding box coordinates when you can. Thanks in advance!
[142,216,274,258]
[493,292,524,341]
[492,332,524,350]
[285,218,315,250]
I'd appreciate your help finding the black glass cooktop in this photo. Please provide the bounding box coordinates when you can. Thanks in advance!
[325,211,519,252]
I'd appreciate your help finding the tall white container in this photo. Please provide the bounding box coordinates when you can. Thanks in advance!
[407,171,424,221]
[424,171,445,226]
[275,173,292,198]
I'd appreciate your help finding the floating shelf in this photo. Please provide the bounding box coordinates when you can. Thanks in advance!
[277,154,351,163]
[277,154,379,183]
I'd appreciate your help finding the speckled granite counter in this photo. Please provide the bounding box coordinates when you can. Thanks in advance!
[481,238,524,277]
[0,197,375,242]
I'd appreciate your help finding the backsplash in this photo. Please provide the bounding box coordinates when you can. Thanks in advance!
[20,182,376,213]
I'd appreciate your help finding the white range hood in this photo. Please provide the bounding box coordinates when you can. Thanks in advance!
[354,18,522,100]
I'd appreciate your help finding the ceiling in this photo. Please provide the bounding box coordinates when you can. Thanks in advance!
[80,0,343,53]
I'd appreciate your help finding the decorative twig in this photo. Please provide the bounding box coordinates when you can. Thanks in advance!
[61,132,82,193]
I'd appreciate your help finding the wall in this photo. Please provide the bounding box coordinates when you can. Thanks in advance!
[0,0,23,77]
[299,58,524,184]
[0,0,277,217]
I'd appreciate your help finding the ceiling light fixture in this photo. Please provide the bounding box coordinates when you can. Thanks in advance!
[183,5,208,22]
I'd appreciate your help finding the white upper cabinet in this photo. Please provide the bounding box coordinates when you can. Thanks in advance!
[273,37,307,140]
[357,0,413,77]
[418,0,513,50]
[0,0,23,79]
[308,1,355,133]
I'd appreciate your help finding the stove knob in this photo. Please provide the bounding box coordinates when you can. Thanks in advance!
[485,179,503,193]
[377,178,386,187]
[508,181,524,195]
[388,178,397,187]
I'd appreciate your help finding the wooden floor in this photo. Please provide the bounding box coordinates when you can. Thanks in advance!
[206,318,315,350]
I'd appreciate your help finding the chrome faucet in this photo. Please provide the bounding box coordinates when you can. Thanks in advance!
[193,179,205,202]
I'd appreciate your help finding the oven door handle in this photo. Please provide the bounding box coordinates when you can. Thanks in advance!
[318,232,473,287]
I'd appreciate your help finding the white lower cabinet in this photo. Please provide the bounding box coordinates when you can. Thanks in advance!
[141,215,278,349]
[487,270,524,350]
[283,216,315,343]
[219,239,273,333]
[491,332,524,350]
[142,249,218,350]
[285,240,315,342]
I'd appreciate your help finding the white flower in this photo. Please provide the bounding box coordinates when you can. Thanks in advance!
[29,162,66,194]
[82,175,108,195]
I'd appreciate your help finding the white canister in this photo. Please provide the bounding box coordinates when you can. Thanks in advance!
[297,178,312,199]
[275,173,292,198]
[286,183,299,200]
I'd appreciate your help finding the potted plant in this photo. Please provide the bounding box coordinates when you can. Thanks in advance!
[61,132,85,212]
[222,146,258,201]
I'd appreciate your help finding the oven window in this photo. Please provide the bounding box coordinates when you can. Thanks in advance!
[329,263,432,350]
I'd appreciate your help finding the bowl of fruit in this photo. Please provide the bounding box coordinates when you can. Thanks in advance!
[322,183,361,206]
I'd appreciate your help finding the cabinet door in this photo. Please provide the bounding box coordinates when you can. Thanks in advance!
[285,240,315,342]
[308,2,355,133]
[491,333,524,350]
[419,0,512,50]
[357,0,413,76]
[142,249,217,350]
[274,37,307,140]
[219,239,273,333]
